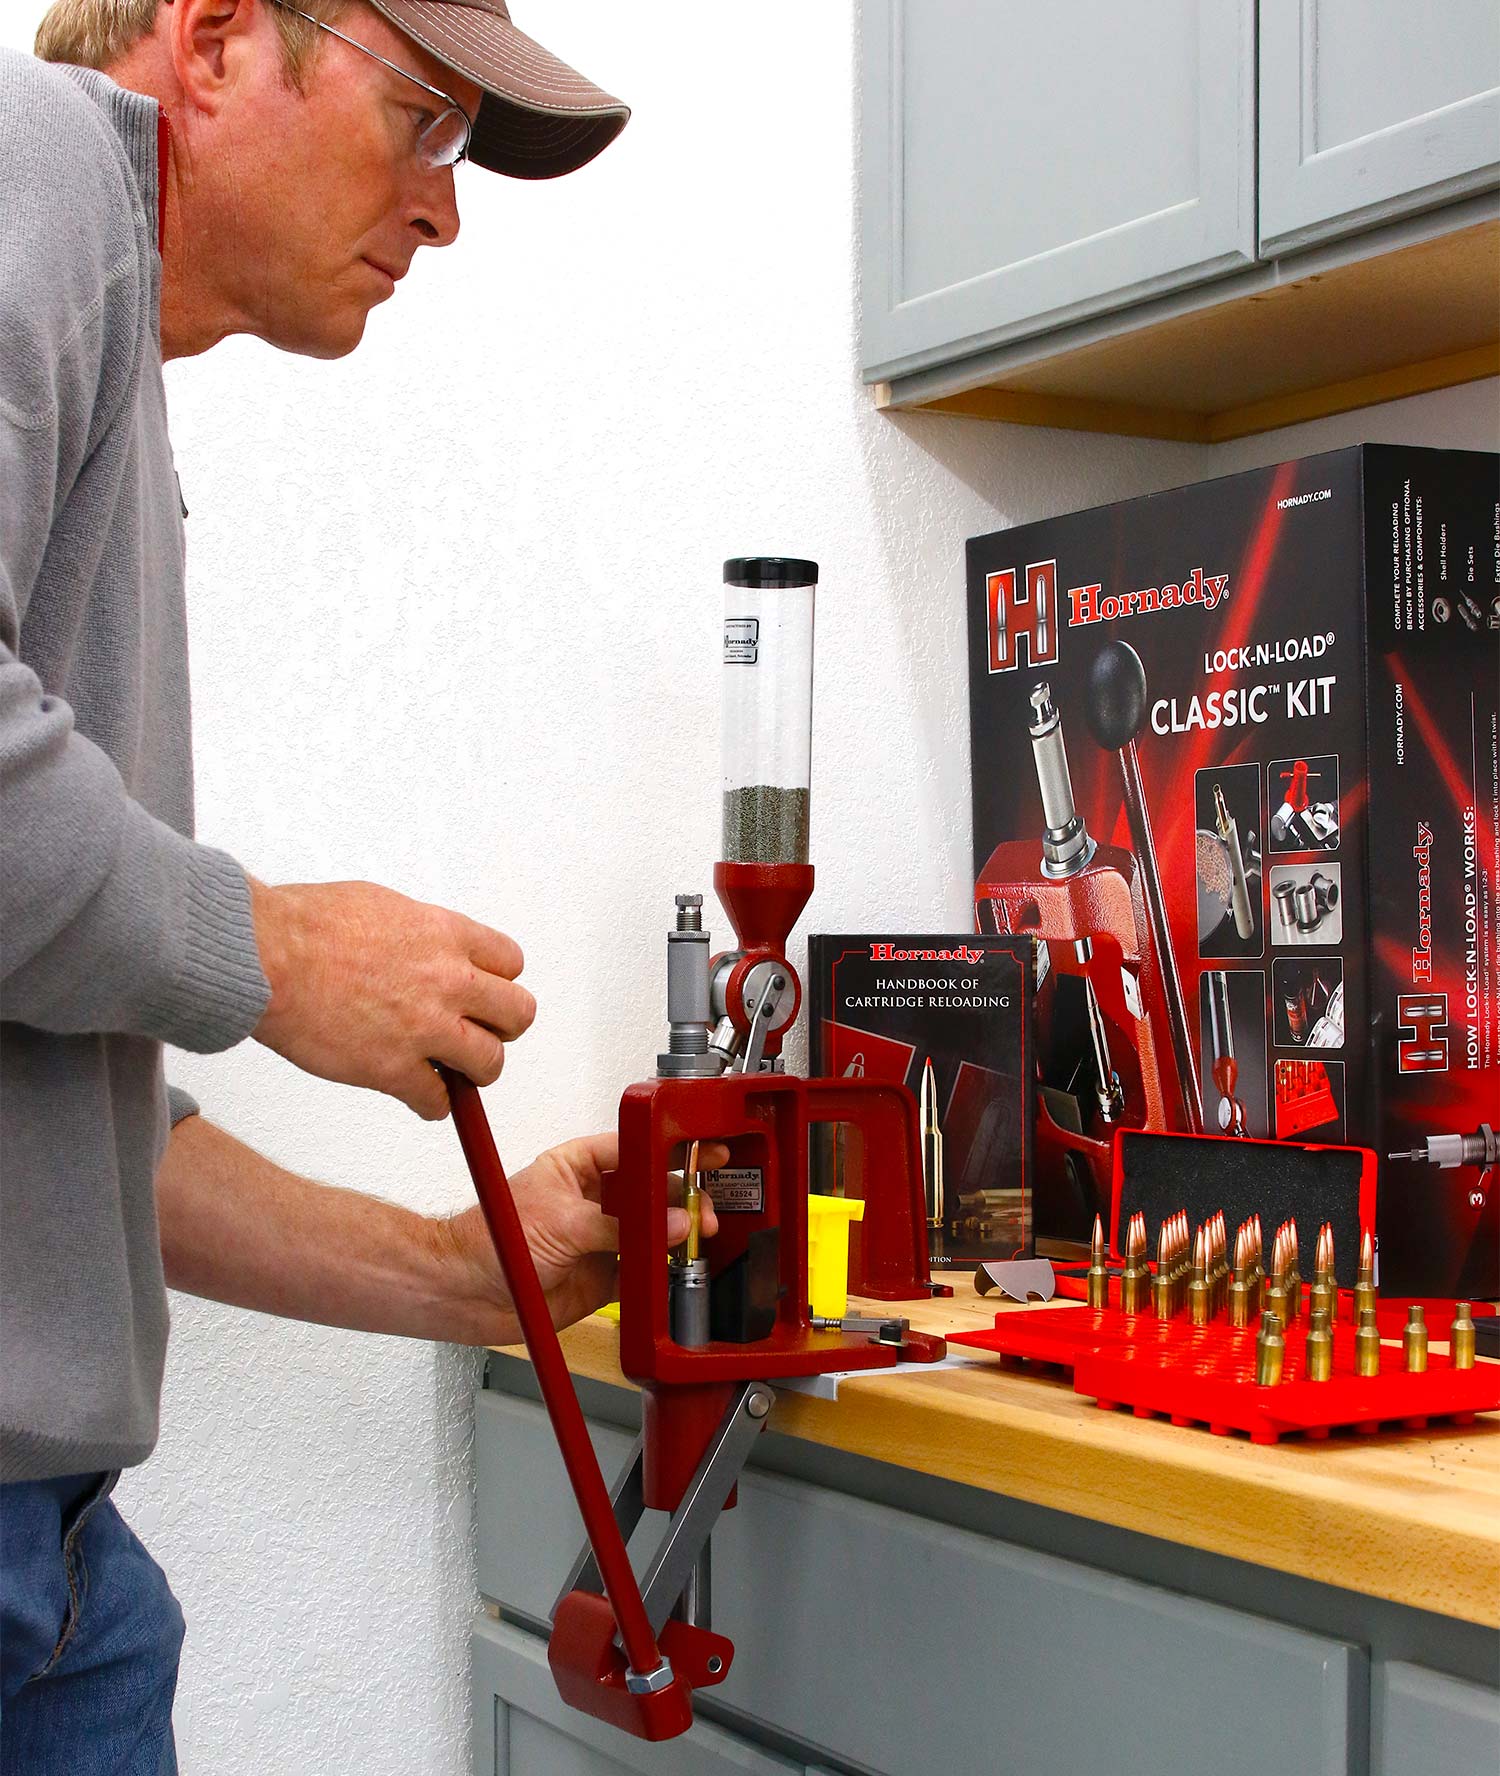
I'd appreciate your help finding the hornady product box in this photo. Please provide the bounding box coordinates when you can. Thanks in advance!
[808,934,1034,1267]
[965,446,1498,1297]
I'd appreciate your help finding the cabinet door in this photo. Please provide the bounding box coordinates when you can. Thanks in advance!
[859,0,1256,381]
[1259,0,1500,254]
[471,1613,805,1776]
[475,1390,1364,1776]
[1373,1661,1500,1776]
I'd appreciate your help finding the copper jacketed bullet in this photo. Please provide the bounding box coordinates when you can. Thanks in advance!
[1256,1310,1285,1386]
[1087,1214,1109,1310]
[1403,1304,1429,1373]
[1355,1228,1376,1322]
[1305,1308,1333,1382]
[1451,1302,1477,1370]
[1355,1308,1381,1376]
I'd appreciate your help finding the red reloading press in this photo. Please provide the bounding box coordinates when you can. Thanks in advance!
[441,560,945,1741]
[975,641,1209,1221]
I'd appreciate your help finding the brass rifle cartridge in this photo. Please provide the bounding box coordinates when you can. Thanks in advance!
[1403,1304,1429,1373]
[1354,1228,1377,1322]
[1355,1308,1381,1376]
[1188,1227,1210,1327]
[1308,1221,1336,1322]
[1256,1311,1285,1386]
[1087,1215,1109,1310]
[1152,1221,1172,1319]
[1283,1223,1301,1323]
[1228,1224,1251,1329]
[1451,1302,1477,1370]
[1305,1309,1333,1382]
[1120,1212,1149,1315]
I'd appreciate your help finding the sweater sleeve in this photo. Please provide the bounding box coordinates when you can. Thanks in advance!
[0,59,269,1054]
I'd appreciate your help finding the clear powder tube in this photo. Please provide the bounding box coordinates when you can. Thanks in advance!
[720,557,816,864]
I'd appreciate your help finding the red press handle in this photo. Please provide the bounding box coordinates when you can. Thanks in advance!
[439,1068,663,1681]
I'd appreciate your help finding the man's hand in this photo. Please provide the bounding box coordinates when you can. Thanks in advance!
[434,1133,726,1344]
[248,878,535,1118]
[157,1118,722,1347]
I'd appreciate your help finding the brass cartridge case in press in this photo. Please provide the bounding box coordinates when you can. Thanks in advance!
[1304,1309,1333,1382]
[1355,1309,1381,1376]
[1403,1304,1429,1373]
[1451,1302,1477,1370]
[1255,1311,1285,1386]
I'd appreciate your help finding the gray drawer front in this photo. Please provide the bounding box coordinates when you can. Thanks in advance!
[472,1612,802,1776]
[475,1390,1363,1775]
[1375,1661,1500,1776]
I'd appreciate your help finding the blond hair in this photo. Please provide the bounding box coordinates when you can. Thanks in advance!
[34,0,349,87]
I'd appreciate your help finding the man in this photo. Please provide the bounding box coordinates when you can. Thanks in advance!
[0,3,716,1767]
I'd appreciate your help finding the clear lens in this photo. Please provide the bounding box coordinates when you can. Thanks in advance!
[419,106,471,168]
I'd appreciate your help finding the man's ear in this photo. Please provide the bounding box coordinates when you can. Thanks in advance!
[167,0,267,114]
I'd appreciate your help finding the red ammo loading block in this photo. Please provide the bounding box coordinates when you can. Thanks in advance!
[444,860,944,1741]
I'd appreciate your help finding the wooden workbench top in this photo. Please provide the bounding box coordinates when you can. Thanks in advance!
[499,1278,1500,1629]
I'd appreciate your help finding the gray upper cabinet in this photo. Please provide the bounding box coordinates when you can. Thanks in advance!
[859,0,1257,380]
[1259,0,1500,255]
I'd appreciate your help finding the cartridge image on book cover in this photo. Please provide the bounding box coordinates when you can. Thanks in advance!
[1269,753,1340,852]
[1198,969,1267,1137]
[1195,763,1262,956]
[1272,958,1343,1047]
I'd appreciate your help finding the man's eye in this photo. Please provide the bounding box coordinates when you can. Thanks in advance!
[409,106,436,137]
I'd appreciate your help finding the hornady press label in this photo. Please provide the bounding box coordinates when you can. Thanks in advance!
[703,1168,763,1211]
[723,618,759,664]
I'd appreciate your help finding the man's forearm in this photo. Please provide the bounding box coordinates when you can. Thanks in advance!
[156,1113,507,1343]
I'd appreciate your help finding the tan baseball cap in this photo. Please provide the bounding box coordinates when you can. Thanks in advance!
[365,0,629,178]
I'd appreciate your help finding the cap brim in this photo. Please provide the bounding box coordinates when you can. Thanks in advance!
[367,0,629,179]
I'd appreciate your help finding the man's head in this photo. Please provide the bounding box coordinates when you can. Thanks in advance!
[36,0,626,360]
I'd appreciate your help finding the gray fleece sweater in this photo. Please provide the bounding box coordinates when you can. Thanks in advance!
[1,54,270,1481]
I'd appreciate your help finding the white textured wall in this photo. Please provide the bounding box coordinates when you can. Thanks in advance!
[8,3,1499,1770]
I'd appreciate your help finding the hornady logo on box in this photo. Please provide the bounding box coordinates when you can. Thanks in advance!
[986,560,1231,672]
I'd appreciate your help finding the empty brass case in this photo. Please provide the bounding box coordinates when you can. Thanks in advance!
[1451,1302,1477,1370]
[1403,1305,1429,1373]
[1255,1311,1285,1387]
[1355,1309,1381,1377]
[1305,1310,1333,1382]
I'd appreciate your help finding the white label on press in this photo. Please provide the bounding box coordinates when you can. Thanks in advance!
[703,1167,763,1212]
[723,618,759,664]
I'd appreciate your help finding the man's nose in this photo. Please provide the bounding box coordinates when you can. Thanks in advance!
[409,165,461,248]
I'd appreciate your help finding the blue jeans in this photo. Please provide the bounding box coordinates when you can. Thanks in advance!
[1,1473,183,1774]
